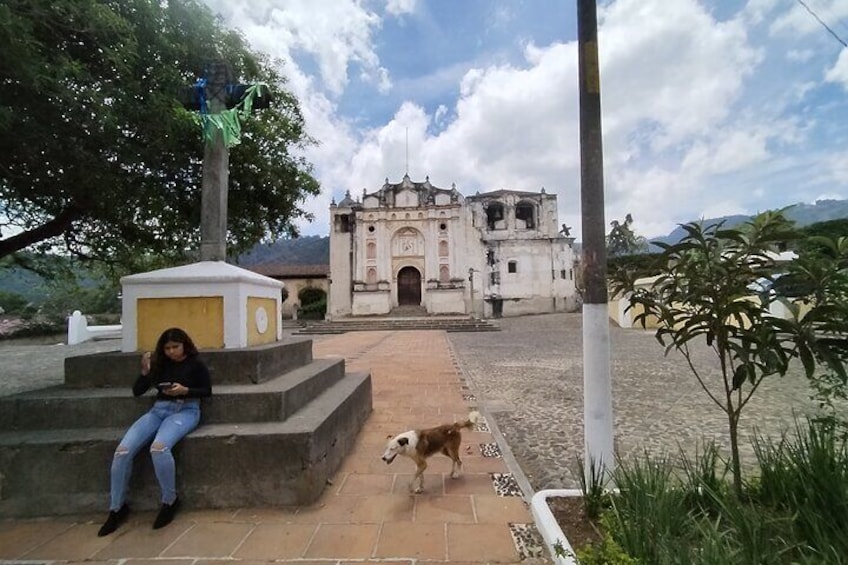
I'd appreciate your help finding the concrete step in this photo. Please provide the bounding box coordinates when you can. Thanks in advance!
[65,338,315,388]
[0,358,346,432]
[296,319,500,334]
[0,371,372,518]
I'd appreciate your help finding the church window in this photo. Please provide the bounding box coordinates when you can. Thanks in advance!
[439,240,449,257]
[366,268,377,284]
[508,260,518,273]
[486,203,505,230]
[439,265,450,282]
[335,214,351,233]
[561,269,567,279]
[439,222,447,232]
[516,202,536,229]
[368,225,375,233]
[366,241,377,259]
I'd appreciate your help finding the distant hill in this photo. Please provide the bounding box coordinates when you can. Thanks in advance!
[651,200,848,248]
[235,235,329,266]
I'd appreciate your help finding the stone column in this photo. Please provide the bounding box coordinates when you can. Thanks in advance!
[200,62,232,262]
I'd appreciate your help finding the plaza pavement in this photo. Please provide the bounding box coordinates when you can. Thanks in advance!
[0,312,818,563]
[0,329,547,564]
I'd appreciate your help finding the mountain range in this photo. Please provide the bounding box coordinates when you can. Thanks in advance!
[2,199,847,303]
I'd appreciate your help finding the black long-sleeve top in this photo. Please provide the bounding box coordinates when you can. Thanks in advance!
[132,356,212,400]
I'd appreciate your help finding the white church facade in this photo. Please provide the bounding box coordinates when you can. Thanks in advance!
[328,175,579,319]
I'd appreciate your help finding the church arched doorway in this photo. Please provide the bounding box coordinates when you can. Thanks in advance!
[397,266,422,306]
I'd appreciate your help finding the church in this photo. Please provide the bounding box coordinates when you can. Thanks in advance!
[328,174,579,319]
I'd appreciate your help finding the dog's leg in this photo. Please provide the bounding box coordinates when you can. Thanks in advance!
[411,459,427,494]
[445,439,463,479]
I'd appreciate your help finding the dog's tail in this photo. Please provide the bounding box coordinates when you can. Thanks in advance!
[455,410,482,431]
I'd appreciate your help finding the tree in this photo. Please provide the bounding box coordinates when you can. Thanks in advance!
[610,211,848,496]
[0,0,320,271]
[607,213,648,257]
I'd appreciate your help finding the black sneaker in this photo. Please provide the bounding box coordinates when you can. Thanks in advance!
[152,497,180,529]
[97,504,130,537]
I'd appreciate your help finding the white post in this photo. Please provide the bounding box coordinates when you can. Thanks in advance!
[67,310,88,345]
[583,303,615,476]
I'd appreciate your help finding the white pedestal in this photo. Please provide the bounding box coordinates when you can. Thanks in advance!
[120,261,284,352]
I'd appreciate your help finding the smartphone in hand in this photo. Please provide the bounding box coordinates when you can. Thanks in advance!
[157,382,174,390]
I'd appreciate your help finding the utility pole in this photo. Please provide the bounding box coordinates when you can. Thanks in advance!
[199,62,232,262]
[577,0,615,477]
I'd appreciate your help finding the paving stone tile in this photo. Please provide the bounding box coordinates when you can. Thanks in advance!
[124,560,193,565]
[160,522,254,558]
[177,508,240,522]
[374,522,447,560]
[414,495,475,524]
[0,519,74,559]
[304,524,380,559]
[447,523,520,563]
[443,473,498,495]
[338,472,395,495]
[472,496,532,523]
[20,522,113,560]
[230,507,299,523]
[392,473,444,495]
[92,522,194,559]
[232,523,316,560]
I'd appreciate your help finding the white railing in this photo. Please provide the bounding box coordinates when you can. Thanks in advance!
[67,310,122,345]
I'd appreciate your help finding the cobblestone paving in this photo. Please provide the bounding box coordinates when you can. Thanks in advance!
[0,336,120,396]
[448,312,817,491]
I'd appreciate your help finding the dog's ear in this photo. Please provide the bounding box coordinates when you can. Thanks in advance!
[398,437,409,446]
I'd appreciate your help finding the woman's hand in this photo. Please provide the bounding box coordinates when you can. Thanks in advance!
[141,352,152,376]
[163,383,187,396]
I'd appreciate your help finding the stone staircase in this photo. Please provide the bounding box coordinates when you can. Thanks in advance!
[0,338,372,518]
[296,315,500,335]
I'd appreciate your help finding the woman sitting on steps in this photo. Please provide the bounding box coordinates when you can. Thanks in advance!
[98,327,212,536]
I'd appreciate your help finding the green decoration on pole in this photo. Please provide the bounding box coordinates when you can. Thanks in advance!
[194,83,272,148]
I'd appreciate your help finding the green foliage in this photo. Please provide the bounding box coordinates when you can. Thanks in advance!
[606,452,689,561]
[0,0,320,269]
[609,210,848,496]
[752,419,848,556]
[594,433,846,564]
[0,290,29,314]
[298,286,327,320]
[576,530,639,565]
[575,455,609,520]
[607,213,649,258]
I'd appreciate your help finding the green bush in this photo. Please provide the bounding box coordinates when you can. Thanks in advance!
[298,286,327,320]
[0,291,29,314]
[576,529,639,565]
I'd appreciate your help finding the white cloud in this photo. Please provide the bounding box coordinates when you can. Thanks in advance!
[825,48,848,91]
[207,0,848,241]
[770,0,848,37]
[386,0,416,17]
[204,0,386,97]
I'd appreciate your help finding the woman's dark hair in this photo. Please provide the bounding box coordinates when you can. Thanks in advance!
[150,328,198,374]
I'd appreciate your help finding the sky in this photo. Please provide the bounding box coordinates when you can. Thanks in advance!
[202,0,848,240]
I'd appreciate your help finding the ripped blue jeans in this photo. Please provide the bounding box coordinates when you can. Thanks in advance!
[109,399,200,510]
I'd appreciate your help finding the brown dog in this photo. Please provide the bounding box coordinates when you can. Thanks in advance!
[381,411,481,493]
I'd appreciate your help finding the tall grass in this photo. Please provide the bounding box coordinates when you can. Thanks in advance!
[585,418,848,563]
[753,418,848,557]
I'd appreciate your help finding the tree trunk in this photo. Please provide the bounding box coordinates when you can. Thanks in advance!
[728,410,743,497]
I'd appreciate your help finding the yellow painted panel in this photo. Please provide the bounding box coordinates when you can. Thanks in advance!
[247,296,278,346]
[137,297,224,351]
